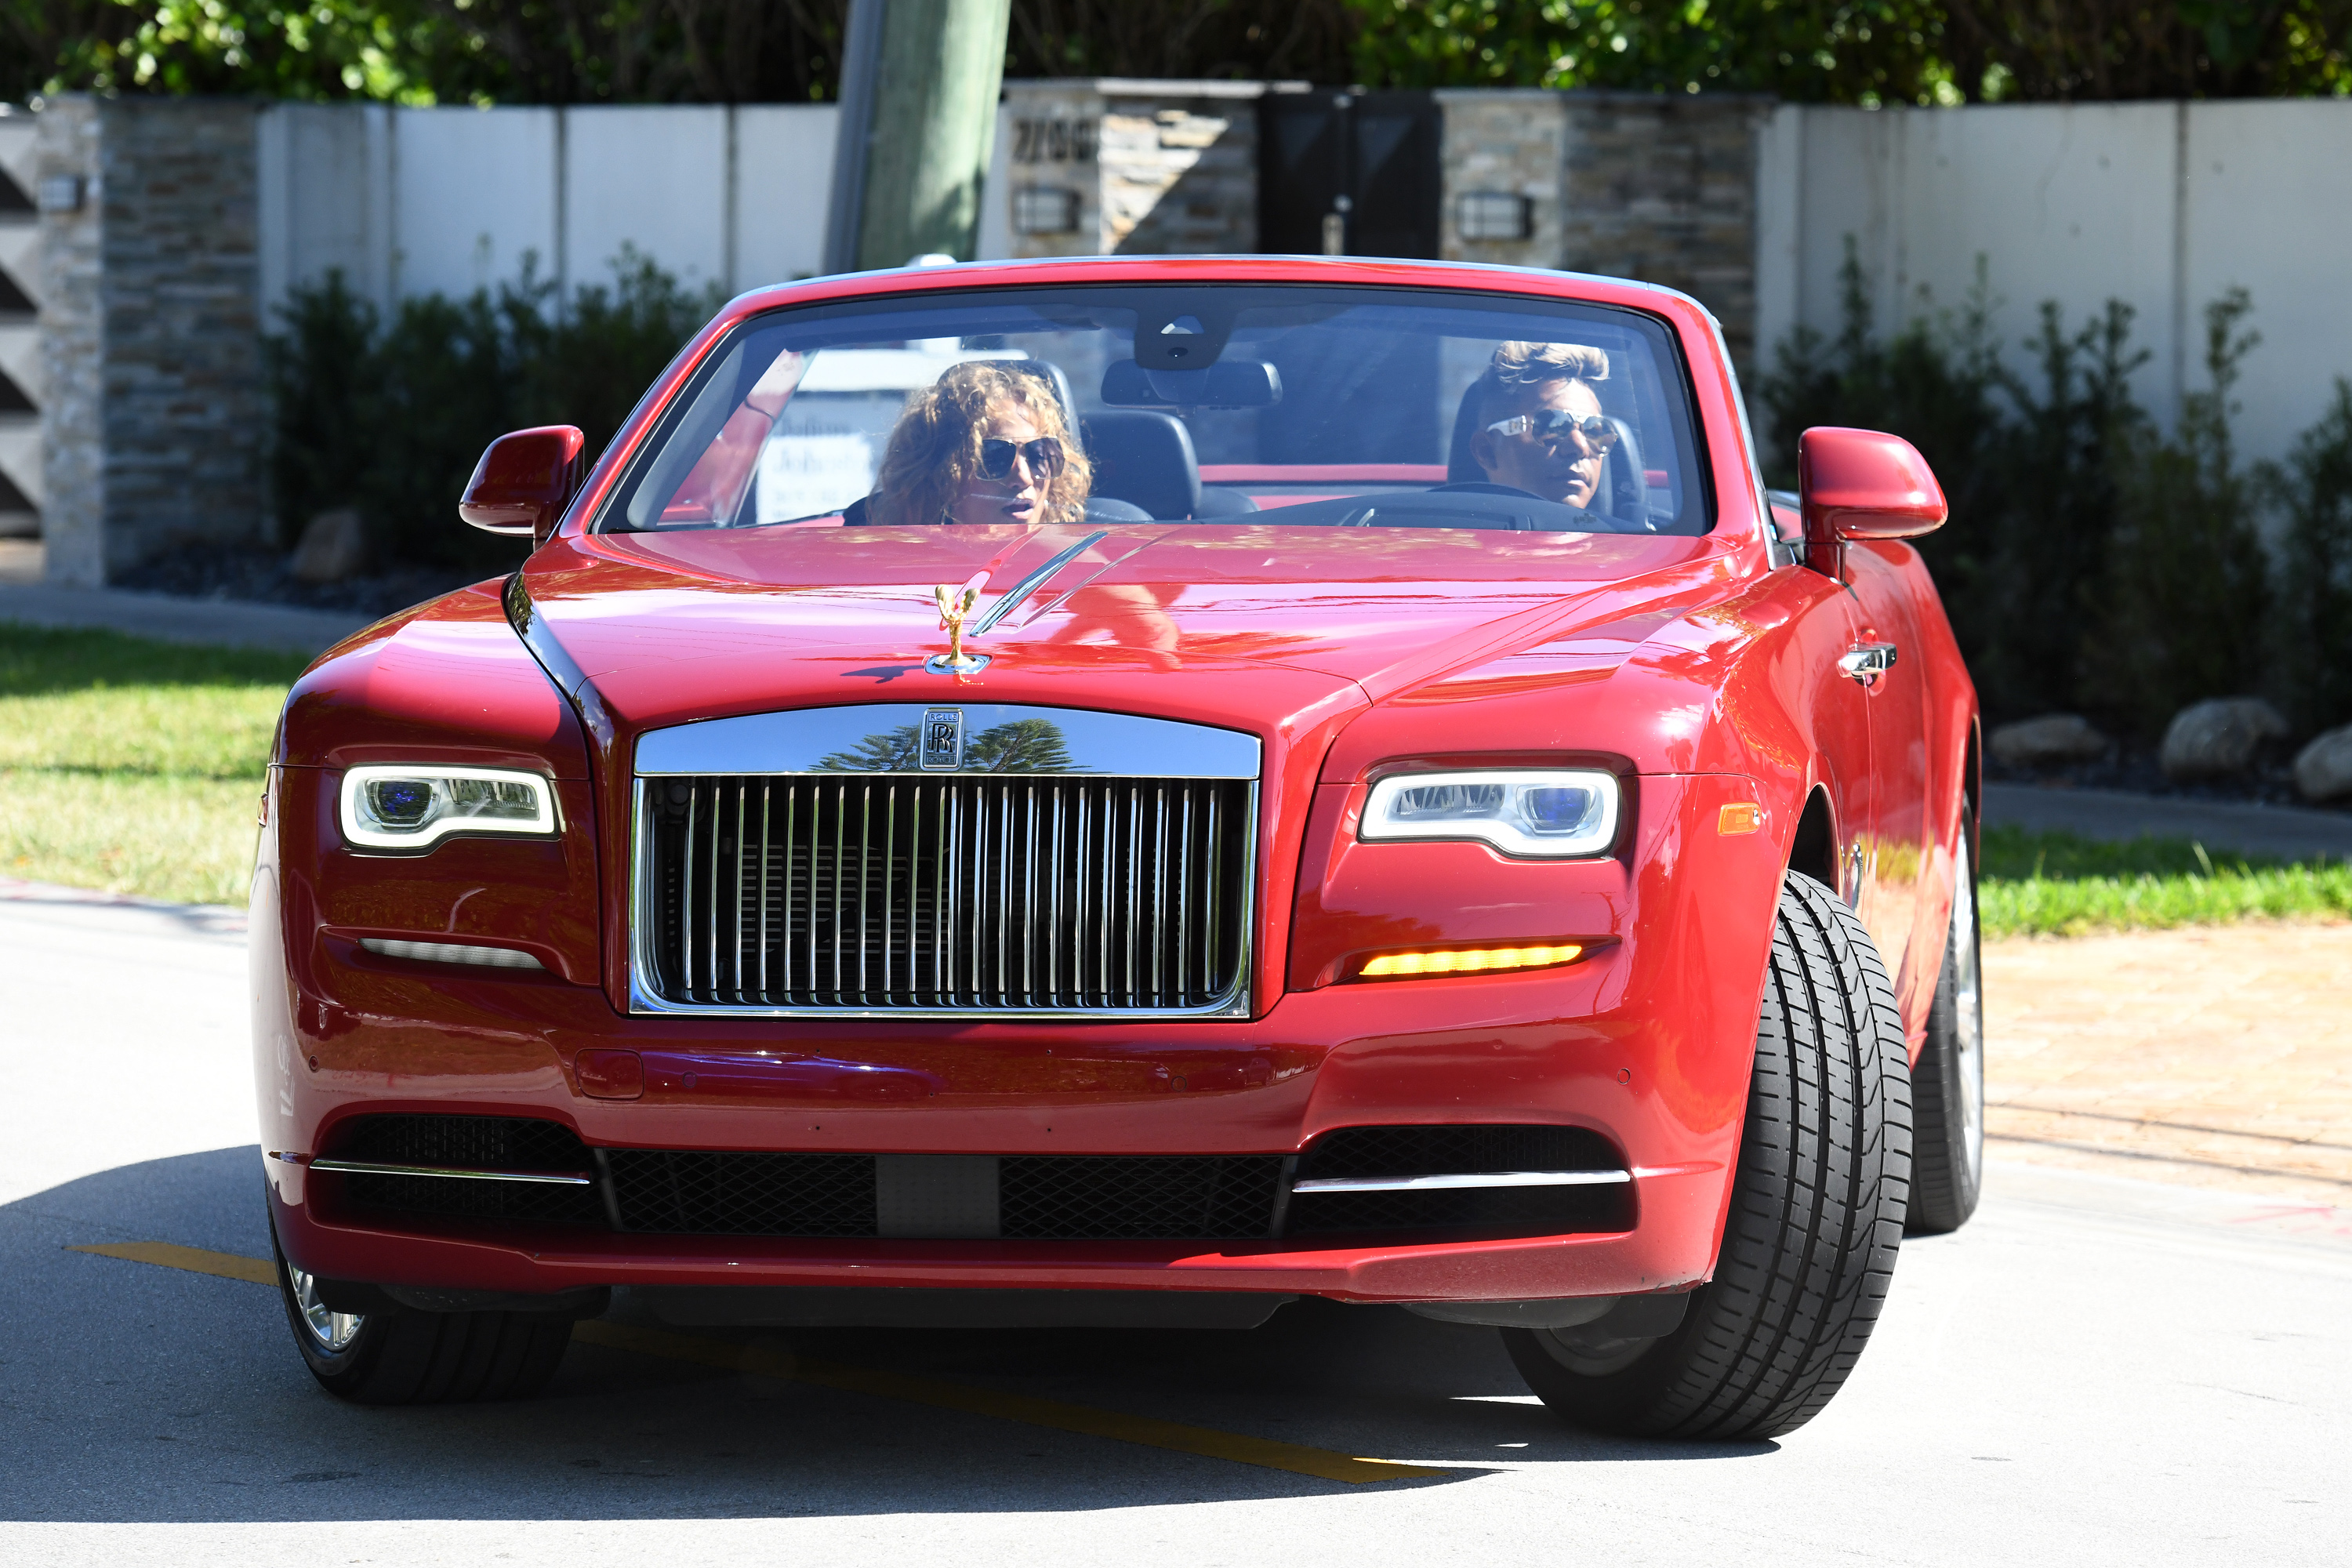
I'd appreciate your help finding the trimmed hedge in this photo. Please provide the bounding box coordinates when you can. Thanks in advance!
[1757,243,2352,740]
[267,249,720,575]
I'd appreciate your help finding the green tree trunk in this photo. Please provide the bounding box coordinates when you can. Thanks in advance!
[855,0,1011,268]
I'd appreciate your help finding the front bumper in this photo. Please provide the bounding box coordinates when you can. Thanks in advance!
[253,775,1784,1306]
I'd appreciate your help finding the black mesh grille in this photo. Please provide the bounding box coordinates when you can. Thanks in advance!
[1296,1124,1620,1181]
[1000,1156,1283,1240]
[340,1170,607,1226]
[604,1151,878,1236]
[320,1116,1628,1245]
[1285,1184,1631,1237]
[1287,1123,1632,1239]
[328,1114,593,1172]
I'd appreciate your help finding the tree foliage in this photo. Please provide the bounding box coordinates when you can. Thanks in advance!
[2,0,854,105]
[5,1,2347,105]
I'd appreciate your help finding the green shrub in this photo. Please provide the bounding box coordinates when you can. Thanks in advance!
[1970,297,2147,724]
[1755,255,2328,741]
[2269,377,2352,736]
[2078,289,2270,736]
[267,249,720,574]
[1759,244,2031,715]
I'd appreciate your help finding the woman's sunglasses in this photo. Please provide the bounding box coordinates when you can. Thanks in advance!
[978,436,1065,481]
[1486,411,1621,449]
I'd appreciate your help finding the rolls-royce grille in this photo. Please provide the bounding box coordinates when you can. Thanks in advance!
[639,775,1252,1013]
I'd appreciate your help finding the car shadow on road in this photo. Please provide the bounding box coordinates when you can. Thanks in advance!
[0,1148,1775,1524]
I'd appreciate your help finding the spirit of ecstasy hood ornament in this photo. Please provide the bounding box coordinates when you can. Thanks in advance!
[927,583,990,674]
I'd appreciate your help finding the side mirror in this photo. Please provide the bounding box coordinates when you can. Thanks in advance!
[460,426,586,544]
[1798,426,1947,577]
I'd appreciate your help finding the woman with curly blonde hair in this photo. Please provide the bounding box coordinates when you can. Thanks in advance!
[864,361,1094,528]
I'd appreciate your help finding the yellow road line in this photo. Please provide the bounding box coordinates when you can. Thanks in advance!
[67,1240,1448,1486]
[70,1240,277,1286]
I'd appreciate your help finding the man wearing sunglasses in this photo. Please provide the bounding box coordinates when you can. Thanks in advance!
[1464,340,1621,513]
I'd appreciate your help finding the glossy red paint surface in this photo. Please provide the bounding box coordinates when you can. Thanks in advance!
[256,256,1977,1308]
[1799,426,1949,543]
[459,424,586,541]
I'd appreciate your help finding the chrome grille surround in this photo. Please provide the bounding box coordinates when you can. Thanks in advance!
[629,704,1260,1019]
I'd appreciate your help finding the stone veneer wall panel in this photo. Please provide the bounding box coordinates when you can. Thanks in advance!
[38,96,263,586]
[37,97,102,586]
[999,80,1261,260]
[1558,93,1773,371]
[998,82,1108,260]
[1436,89,1568,271]
[96,99,263,577]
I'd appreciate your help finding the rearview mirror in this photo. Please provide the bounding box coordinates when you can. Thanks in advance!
[1798,426,1947,577]
[460,426,587,543]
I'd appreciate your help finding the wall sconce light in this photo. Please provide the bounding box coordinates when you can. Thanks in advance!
[1457,191,1532,242]
[1011,186,1080,236]
[38,175,85,214]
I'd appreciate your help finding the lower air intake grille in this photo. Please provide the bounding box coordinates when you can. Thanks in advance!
[604,1151,877,1237]
[1296,1124,1621,1181]
[1288,1123,1634,1238]
[324,1117,1632,1243]
[1285,1184,1630,1237]
[340,1170,607,1226]
[1000,1156,1283,1240]
[328,1114,593,1173]
[637,774,1253,1014]
[328,1115,607,1226]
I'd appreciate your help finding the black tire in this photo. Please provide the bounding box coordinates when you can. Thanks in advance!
[273,1229,572,1405]
[1502,869,1911,1440]
[1907,808,1985,1234]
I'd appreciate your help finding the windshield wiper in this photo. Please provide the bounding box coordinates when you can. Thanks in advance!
[971,529,1109,634]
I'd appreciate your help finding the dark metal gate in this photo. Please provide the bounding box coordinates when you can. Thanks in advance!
[1258,89,1441,260]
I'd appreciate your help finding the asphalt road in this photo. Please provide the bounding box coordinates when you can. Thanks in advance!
[1981,782,2352,862]
[4,886,2348,1566]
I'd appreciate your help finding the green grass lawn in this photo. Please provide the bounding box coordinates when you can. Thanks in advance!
[6,622,2349,929]
[1979,823,2352,938]
[0,624,307,905]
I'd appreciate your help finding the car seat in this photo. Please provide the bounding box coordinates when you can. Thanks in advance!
[1444,381,1650,528]
[1080,411,1202,521]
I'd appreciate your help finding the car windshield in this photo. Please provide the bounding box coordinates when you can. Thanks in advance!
[597,283,1711,539]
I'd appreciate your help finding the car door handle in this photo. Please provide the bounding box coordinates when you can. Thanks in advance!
[1839,643,1898,684]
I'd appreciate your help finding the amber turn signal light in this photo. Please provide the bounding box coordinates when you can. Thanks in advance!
[1356,942,1585,980]
[1719,802,1766,836]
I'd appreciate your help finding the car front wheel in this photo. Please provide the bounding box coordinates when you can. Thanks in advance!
[273,1226,574,1404]
[1502,868,1912,1440]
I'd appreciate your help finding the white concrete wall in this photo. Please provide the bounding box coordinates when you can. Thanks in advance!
[1755,100,2352,466]
[735,105,840,289]
[259,103,839,318]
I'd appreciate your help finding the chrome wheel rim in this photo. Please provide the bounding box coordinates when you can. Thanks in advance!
[287,1261,365,1352]
[1953,832,1984,1186]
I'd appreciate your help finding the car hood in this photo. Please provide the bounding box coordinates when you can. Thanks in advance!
[519,521,1743,741]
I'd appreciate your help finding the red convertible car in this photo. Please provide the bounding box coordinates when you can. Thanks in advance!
[252,255,1982,1441]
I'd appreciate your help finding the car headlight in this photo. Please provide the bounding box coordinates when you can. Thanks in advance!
[339,765,560,851]
[1359,769,1619,858]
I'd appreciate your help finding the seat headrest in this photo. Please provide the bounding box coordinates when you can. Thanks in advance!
[1080,411,1200,521]
[1447,380,1486,485]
